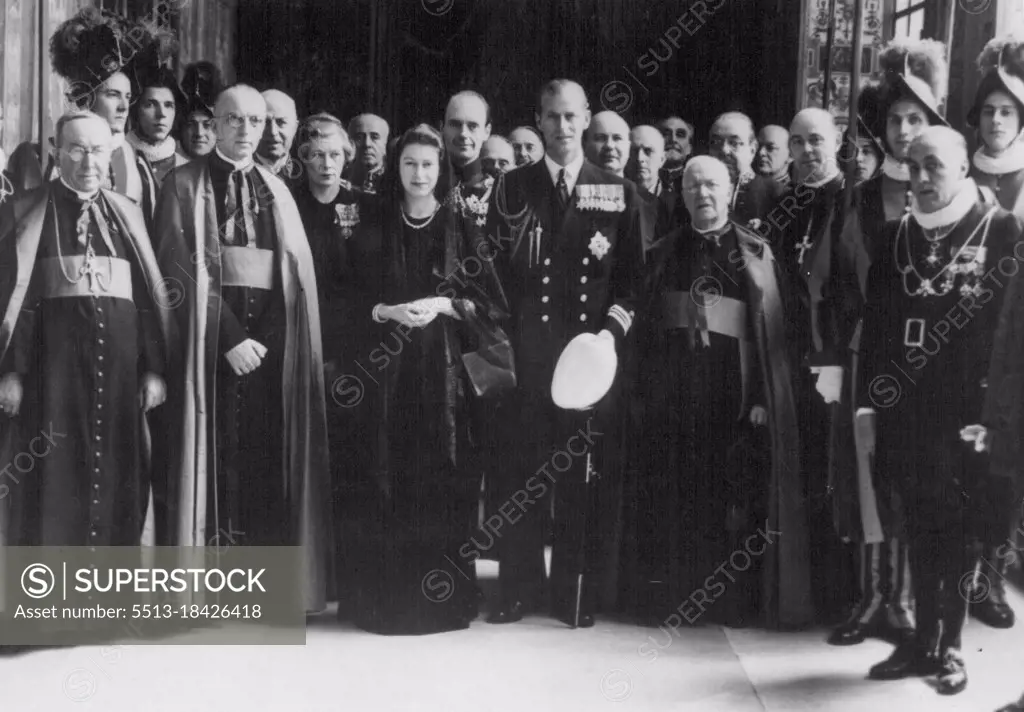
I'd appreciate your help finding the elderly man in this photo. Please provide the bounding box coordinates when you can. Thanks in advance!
[155,85,329,613]
[620,155,805,628]
[481,136,515,178]
[0,111,168,547]
[858,126,1022,695]
[509,126,545,167]
[710,112,784,228]
[483,79,642,628]
[755,125,792,189]
[626,125,677,252]
[585,111,631,178]
[657,116,694,194]
[347,113,390,194]
[256,89,299,177]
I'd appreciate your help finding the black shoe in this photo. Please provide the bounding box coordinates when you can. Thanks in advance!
[486,600,524,624]
[828,619,871,646]
[971,578,1015,629]
[868,641,937,680]
[936,648,967,695]
[556,610,595,628]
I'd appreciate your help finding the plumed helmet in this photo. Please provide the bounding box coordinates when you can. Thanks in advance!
[180,61,224,119]
[877,38,949,130]
[967,34,1024,128]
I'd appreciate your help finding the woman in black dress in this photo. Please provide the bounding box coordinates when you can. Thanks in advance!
[356,124,495,635]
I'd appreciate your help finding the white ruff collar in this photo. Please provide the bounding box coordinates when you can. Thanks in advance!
[972,137,1024,176]
[912,179,979,229]
[881,155,909,182]
[127,131,178,163]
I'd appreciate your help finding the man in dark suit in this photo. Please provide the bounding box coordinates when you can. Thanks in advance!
[482,79,642,627]
[626,124,678,254]
[710,112,784,229]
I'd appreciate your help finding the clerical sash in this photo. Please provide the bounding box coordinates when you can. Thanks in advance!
[661,291,748,340]
[38,256,134,302]
[220,246,274,290]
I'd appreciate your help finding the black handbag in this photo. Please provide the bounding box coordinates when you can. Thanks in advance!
[453,299,516,399]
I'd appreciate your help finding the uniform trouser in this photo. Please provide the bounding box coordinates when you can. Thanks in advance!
[906,507,972,652]
[850,539,915,630]
[494,388,603,613]
[973,477,1021,580]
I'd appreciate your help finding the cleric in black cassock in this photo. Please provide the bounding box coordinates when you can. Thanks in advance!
[484,80,642,627]
[859,127,1022,695]
[156,86,329,613]
[772,109,862,624]
[622,156,808,629]
[0,112,168,546]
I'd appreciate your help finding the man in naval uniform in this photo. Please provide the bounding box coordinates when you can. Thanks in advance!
[484,79,642,627]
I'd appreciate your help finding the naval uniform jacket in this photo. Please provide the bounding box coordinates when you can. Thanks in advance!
[484,159,643,396]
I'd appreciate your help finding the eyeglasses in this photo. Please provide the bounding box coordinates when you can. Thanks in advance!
[61,145,111,161]
[217,113,266,129]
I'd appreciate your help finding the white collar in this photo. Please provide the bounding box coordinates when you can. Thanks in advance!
[544,152,585,194]
[59,177,100,202]
[881,155,910,182]
[256,153,290,174]
[127,131,178,164]
[972,137,1024,176]
[215,147,255,171]
[109,131,126,151]
[912,179,979,229]
[693,217,729,234]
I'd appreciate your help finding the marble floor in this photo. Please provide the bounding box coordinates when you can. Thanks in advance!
[3,561,1023,712]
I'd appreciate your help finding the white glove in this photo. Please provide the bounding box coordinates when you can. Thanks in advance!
[960,425,989,453]
[814,366,844,404]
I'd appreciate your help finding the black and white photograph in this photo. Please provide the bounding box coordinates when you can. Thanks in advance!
[1,0,1024,709]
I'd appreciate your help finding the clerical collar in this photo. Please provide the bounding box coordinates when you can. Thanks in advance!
[693,218,729,241]
[881,155,910,182]
[800,165,841,188]
[255,153,289,174]
[544,152,585,194]
[215,148,254,172]
[59,177,100,202]
[127,131,178,164]
[912,178,979,229]
[972,136,1024,176]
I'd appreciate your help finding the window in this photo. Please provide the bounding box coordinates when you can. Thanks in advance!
[892,0,928,40]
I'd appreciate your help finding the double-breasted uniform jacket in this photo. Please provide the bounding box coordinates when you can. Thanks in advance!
[483,159,643,393]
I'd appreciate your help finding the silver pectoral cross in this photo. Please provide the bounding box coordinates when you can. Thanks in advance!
[795,235,814,265]
[79,255,109,294]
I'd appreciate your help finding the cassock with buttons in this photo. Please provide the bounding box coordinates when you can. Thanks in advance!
[483,154,642,624]
[155,151,330,612]
[0,179,168,545]
[622,219,807,628]
[775,171,863,622]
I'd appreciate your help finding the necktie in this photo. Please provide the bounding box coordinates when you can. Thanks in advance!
[556,168,569,211]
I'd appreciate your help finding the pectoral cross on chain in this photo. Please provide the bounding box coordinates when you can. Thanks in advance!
[78,253,108,295]
[795,234,814,266]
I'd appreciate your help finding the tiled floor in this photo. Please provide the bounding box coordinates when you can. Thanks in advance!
[3,562,1023,712]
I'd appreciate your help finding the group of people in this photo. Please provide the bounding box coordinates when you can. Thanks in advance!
[0,5,1023,703]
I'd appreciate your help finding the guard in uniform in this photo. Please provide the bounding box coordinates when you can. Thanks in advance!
[859,126,1022,696]
[484,79,642,627]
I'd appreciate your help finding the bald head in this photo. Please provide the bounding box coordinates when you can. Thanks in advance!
[755,124,791,177]
[256,89,298,164]
[444,90,492,167]
[214,85,267,162]
[627,125,665,192]
[788,108,841,183]
[481,135,514,177]
[682,156,733,230]
[586,111,631,176]
[908,126,970,213]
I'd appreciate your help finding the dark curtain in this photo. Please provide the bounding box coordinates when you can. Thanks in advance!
[234,0,802,140]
